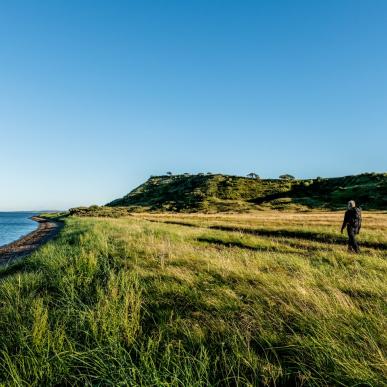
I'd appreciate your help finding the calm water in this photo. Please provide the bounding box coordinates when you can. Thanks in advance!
[0,212,39,247]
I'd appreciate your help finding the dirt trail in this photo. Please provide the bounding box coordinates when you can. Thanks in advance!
[0,217,63,266]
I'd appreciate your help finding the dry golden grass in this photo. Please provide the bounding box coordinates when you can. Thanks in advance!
[136,209,387,228]
[136,210,387,247]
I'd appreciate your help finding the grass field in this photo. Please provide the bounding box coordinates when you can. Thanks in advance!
[0,211,386,386]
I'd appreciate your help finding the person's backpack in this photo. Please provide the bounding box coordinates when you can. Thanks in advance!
[349,207,362,231]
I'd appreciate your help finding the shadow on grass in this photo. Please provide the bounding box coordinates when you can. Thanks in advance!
[198,236,337,254]
[197,236,297,254]
[145,219,199,228]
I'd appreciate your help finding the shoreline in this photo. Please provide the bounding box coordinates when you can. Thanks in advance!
[0,216,63,266]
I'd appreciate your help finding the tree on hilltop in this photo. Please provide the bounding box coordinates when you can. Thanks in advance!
[279,174,295,180]
[166,171,172,176]
[247,173,260,179]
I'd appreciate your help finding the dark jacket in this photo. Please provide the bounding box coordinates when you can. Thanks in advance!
[341,207,362,234]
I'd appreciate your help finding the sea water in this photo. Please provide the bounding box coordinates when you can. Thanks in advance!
[0,212,39,247]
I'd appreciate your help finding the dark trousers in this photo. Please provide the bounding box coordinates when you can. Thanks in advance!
[347,226,360,253]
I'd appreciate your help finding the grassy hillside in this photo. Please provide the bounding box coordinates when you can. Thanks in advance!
[0,212,386,385]
[107,172,387,212]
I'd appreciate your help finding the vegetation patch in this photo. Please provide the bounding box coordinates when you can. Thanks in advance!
[106,172,387,212]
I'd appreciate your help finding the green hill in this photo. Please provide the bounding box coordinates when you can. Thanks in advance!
[107,172,387,212]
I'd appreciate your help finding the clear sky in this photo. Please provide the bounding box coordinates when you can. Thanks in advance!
[1,1,386,210]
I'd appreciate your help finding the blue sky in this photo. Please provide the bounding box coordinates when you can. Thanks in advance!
[1,1,386,210]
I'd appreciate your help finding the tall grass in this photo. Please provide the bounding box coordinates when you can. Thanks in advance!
[0,214,386,385]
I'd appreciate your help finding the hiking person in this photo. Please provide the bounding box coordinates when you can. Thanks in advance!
[341,200,362,253]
